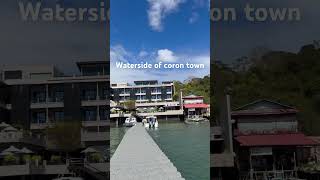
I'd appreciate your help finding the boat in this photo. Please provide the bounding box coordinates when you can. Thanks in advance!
[185,116,208,123]
[144,116,158,129]
[123,116,137,127]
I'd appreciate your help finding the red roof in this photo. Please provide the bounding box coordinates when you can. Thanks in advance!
[184,103,209,109]
[235,133,318,147]
[232,109,298,116]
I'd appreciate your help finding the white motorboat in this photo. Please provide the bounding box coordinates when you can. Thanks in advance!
[185,116,208,123]
[124,117,137,127]
[145,116,158,129]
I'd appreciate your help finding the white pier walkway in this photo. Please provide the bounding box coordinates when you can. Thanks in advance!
[111,123,185,180]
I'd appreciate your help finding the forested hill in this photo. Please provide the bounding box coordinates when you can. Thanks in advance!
[173,75,210,104]
[213,43,320,135]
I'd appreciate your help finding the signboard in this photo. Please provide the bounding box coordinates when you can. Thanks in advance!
[250,147,272,156]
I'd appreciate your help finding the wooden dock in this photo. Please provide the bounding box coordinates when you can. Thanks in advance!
[111,123,185,180]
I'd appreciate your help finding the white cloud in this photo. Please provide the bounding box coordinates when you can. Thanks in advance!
[156,49,178,62]
[138,50,148,57]
[110,45,209,83]
[147,0,185,31]
[189,12,199,23]
[110,45,130,63]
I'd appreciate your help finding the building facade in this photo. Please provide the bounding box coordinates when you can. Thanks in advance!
[0,61,109,148]
[232,100,318,180]
[111,80,174,103]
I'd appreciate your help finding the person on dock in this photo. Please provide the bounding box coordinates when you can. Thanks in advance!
[142,118,147,126]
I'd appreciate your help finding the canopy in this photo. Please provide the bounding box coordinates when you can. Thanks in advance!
[2,126,18,132]
[81,147,98,154]
[0,122,10,128]
[3,145,21,153]
[20,147,34,154]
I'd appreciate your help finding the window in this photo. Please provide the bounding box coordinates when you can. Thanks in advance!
[166,87,172,93]
[99,107,108,121]
[32,91,46,103]
[54,111,64,122]
[82,89,96,100]
[54,91,64,102]
[32,112,46,124]
[101,87,108,100]
[4,71,22,80]
[84,109,97,121]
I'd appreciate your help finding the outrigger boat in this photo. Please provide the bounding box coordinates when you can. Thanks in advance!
[123,116,137,127]
[143,116,158,129]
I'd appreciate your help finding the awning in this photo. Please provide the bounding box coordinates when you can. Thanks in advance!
[235,133,318,147]
[184,103,208,109]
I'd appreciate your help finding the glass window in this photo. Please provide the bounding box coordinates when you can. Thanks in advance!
[54,91,64,102]
[32,112,46,124]
[32,92,46,103]
[82,89,96,100]
[84,109,97,121]
[99,107,108,121]
[54,111,64,122]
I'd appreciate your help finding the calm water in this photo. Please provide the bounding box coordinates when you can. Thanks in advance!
[110,121,210,180]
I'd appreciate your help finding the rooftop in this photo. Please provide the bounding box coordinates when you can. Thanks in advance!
[76,61,108,69]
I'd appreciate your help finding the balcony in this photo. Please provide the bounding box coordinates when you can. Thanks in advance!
[151,91,162,95]
[119,93,130,96]
[136,99,148,103]
[30,123,51,130]
[81,131,109,142]
[81,96,108,106]
[0,131,45,146]
[82,120,109,127]
[30,97,64,109]
[0,132,22,143]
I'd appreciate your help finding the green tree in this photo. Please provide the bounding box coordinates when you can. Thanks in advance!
[46,121,81,153]
[123,100,136,112]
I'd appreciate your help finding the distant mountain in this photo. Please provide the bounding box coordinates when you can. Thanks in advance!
[213,42,320,135]
[174,75,210,104]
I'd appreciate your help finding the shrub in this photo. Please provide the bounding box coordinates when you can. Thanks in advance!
[3,154,17,165]
[30,155,42,165]
[89,153,102,163]
[22,155,31,163]
[50,155,62,164]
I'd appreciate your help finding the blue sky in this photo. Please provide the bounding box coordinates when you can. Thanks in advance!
[110,0,210,83]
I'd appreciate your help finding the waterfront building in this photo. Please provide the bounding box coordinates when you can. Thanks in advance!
[110,80,184,123]
[182,95,209,119]
[232,100,318,180]
[111,80,174,103]
[0,61,109,178]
